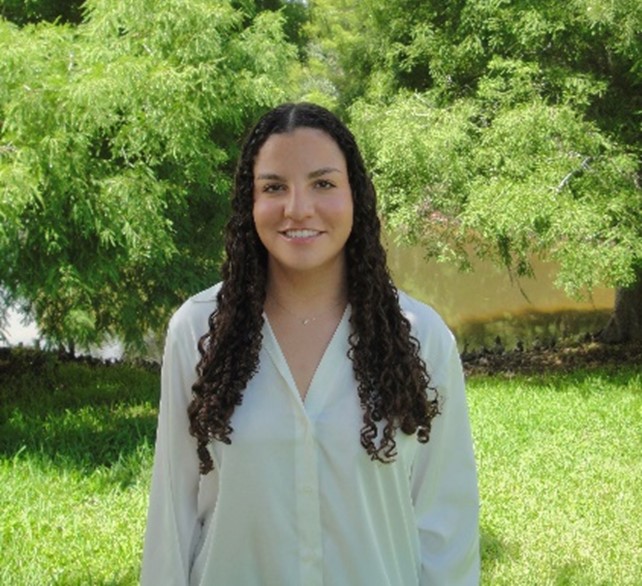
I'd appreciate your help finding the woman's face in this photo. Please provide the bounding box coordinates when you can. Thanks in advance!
[252,127,354,279]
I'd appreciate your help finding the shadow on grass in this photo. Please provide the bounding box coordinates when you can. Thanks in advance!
[487,365,642,395]
[480,523,517,576]
[0,406,158,475]
[467,357,642,391]
[553,561,595,586]
[481,527,505,563]
[59,568,141,586]
[480,525,598,585]
[0,349,160,483]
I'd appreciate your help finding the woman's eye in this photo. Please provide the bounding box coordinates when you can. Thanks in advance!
[263,183,285,193]
[315,179,335,189]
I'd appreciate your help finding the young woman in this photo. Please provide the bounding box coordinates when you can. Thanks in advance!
[141,103,480,585]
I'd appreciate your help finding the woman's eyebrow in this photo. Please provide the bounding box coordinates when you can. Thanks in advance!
[255,172,285,181]
[255,167,342,181]
[308,167,342,179]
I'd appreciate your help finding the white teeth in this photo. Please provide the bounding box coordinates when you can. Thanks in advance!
[283,229,319,238]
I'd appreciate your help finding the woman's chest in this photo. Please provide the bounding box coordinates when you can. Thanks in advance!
[209,354,418,477]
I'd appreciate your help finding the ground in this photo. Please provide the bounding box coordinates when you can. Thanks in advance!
[462,340,642,377]
[1,340,640,379]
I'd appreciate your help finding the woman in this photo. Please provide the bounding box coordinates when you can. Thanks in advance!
[141,103,480,585]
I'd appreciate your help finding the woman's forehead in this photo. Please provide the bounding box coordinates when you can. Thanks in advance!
[253,128,347,173]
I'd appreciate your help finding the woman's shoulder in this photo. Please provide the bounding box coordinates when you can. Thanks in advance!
[397,289,458,360]
[167,283,222,338]
[397,290,450,333]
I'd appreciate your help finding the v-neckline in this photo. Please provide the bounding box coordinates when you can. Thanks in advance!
[263,305,350,411]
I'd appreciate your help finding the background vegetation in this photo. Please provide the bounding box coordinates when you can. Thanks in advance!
[303,0,642,342]
[1,0,641,348]
[0,0,296,352]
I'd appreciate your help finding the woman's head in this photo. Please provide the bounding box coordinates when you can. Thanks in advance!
[225,102,381,286]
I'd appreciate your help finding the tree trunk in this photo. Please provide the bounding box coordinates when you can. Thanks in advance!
[599,270,642,343]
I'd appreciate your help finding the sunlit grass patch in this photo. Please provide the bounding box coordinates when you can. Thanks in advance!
[1,452,152,585]
[469,368,642,585]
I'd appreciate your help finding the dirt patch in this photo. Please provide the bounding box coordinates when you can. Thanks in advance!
[462,340,642,377]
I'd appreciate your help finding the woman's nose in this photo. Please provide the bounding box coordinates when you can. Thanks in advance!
[284,187,313,219]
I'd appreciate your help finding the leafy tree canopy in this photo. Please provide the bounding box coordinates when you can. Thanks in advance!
[305,0,642,309]
[0,0,297,350]
[0,0,84,26]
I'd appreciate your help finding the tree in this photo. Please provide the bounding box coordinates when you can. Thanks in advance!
[233,0,309,53]
[307,0,642,342]
[295,0,362,110]
[0,0,84,26]
[0,0,297,351]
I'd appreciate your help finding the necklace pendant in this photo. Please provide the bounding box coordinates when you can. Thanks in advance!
[302,317,313,325]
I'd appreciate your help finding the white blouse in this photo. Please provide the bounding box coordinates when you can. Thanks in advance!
[141,284,480,585]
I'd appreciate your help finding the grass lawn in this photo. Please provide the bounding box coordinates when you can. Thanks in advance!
[469,368,642,585]
[1,349,640,585]
[0,352,158,585]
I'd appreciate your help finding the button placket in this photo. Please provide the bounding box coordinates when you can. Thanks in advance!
[294,420,324,586]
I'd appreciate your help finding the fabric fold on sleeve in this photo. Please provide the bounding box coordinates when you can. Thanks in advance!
[411,332,480,586]
[140,311,202,586]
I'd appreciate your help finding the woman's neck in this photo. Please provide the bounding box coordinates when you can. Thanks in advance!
[264,265,348,315]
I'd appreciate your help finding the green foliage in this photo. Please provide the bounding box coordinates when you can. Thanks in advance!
[352,89,641,296]
[0,0,84,25]
[309,0,642,298]
[232,0,310,53]
[0,1,297,348]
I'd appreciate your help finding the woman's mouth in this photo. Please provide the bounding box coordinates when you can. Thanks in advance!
[280,229,322,239]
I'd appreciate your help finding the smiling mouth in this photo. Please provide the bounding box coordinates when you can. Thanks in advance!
[280,229,322,238]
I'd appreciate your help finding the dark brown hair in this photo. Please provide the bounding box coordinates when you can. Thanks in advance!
[188,102,439,474]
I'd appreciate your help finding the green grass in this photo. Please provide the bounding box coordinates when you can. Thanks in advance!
[0,351,158,585]
[469,368,642,585]
[1,350,641,585]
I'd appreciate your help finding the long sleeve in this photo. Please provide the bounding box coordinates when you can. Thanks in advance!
[410,331,480,585]
[140,308,203,586]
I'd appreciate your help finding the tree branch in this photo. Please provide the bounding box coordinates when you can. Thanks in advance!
[556,156,592,193]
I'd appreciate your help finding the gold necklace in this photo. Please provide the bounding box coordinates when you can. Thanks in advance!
[269,297,345,326]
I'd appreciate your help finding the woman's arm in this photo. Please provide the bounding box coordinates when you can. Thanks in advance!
[411,334,480,585]
[140,310,203,585]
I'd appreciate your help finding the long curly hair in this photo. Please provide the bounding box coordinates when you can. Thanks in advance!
[188,102,440,474]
